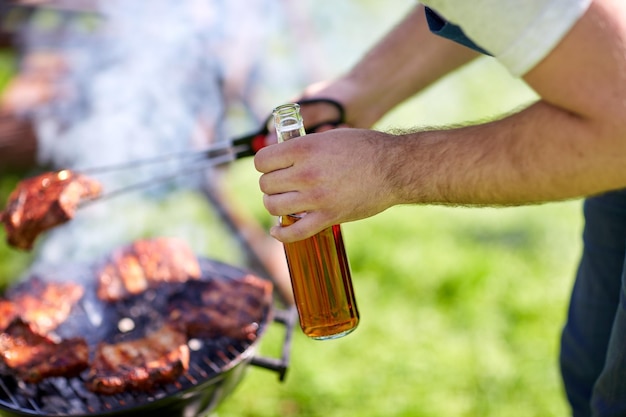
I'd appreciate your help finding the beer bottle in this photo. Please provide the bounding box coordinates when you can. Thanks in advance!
[272,103,359,340]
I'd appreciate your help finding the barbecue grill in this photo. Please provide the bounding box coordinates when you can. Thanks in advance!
[0,258,297,417]
[0,3,304,415]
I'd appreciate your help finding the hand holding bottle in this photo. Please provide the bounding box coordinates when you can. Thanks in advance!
[272,103,359,340]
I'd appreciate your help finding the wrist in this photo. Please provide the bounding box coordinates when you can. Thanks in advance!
[301,75,389,129]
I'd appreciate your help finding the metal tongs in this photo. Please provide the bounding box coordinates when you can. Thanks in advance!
[76,98,345,205]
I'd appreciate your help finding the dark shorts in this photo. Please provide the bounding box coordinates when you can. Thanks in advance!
[560,189,626,416]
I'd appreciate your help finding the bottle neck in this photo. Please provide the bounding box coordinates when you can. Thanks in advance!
[273,103,306,142]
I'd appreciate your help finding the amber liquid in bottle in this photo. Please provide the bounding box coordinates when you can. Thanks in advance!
[281,214,359,339]
[273,103,359,340]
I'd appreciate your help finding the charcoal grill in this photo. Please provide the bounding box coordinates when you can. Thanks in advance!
[0,258,296,417]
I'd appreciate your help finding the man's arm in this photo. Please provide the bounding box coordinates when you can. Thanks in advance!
[256,0,626,243]
[297,5,479,129]
[387,0,626,206]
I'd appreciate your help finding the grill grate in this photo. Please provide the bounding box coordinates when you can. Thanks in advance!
[0,335,252,415]
[0,258,276,417]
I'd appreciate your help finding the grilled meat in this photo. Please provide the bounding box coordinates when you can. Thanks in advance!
[7,276,84,335]
[86,323,190,395]
[0,300,18,331]
[0,170,102,250]
[0,236,272,396]
[168,274,273,342]
[0,278,86,383]
[0,319,89,383]
[96,237,201,302]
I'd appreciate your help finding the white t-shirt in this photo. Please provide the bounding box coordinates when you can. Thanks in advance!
[420,0,592,76]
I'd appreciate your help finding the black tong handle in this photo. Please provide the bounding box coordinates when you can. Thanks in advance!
[231,98,345,159]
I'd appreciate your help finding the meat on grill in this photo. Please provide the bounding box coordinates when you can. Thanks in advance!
[0,300,18,331]
[96,237,202,302]
[168,274,273,342]
[0,279,87,383]
[6,276,84,335]
[0,236,273,394]
[86,323,190,395]
[0,319,89,384]
[0,170,102,250]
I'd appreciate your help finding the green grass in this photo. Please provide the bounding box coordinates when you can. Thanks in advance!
[214,161,582,417]
[0,49,15,91]
[0,142,32,290]
[0,27,583,417]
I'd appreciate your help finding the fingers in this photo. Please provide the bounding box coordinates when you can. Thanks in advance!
[262,189,327,243]
[257,145,335,243]
[260,165,325,217]
[254,140,294,174]
[269,212,330,243]
[262,190,303,217]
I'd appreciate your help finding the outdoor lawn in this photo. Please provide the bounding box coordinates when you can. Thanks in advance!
[0,3,583,416]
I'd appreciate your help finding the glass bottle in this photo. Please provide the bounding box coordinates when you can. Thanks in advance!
[272,103,359,340]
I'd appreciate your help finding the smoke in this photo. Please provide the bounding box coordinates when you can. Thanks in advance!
[32,0,274,172]
[14,0,289,268]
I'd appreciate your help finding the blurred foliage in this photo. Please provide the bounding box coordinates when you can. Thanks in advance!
[0,49,16,91]
[0,50,32,292]
[0,175,34,292]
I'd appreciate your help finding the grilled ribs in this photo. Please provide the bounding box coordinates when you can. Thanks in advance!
[6,276,84,335]
[0,299,18,331]
[168,274,273,342]
[0,170,102,250]
[0,319,89,383]
[96,237,201,302]
[86,323,190,395]
[0,235,274,393]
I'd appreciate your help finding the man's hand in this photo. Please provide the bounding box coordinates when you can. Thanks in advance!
[255,128,396,242]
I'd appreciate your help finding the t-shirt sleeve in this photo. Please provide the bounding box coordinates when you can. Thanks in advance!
[420,0,592,76]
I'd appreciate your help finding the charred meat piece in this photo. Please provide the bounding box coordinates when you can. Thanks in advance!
[97,237,201,302]
[168,274,273,342]
[86,324,190,395]
[0,300,18,331]
[7,276,84,335]
[0,319,89,383]
[0,170,102,250]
